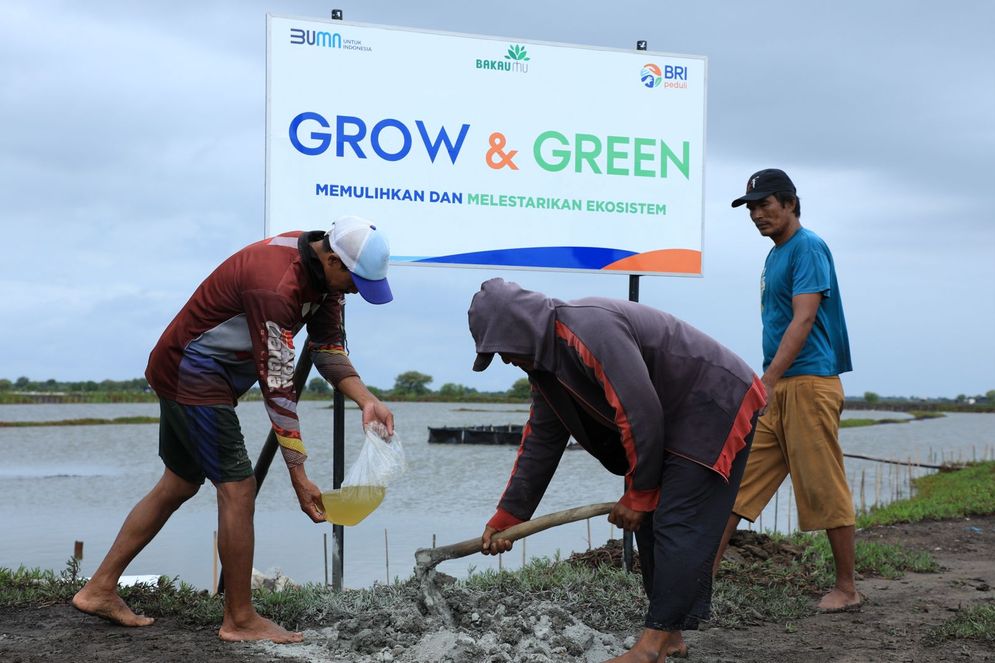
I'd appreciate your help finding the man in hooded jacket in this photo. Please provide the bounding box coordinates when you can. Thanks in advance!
[469,278,766,662]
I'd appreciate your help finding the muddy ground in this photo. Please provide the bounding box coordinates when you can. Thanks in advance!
[2,516,993,662]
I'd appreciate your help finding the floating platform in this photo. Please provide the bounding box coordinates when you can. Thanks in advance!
[427,424,523,445]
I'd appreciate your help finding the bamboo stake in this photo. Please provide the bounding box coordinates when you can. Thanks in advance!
[875,465,881,507]
[384,529,390,584]
[774,490,780,534]
[907,457,913,497]
[787,484,793,532]
[860,469,866,513]
[587,518,592,550]
[212,530,218,595]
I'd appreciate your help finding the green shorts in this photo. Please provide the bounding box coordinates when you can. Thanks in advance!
[158,398,253,484]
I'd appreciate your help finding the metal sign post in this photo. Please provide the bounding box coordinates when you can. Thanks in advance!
[621,38,649,575]
[623,273,639,572]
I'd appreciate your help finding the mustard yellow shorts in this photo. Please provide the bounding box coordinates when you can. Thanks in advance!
[732,375,855,531]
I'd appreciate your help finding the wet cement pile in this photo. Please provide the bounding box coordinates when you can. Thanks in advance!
[254,575,631,662]
[254,532,810,662]
[253,532,801,663]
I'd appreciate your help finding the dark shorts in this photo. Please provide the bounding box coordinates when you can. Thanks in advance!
[158,398,253,484]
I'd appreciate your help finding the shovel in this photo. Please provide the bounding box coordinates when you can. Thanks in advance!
[413,502,614,625]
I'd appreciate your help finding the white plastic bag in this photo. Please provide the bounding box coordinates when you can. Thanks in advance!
[342,423,407,488]
[322,423,405,526]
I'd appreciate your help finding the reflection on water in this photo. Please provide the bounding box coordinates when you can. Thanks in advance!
[1,402,992,590]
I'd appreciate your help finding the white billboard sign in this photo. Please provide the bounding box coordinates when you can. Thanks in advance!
[266,16,707,275]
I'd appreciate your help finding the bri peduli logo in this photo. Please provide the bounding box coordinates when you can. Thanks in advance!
[475,43,531,73]
[641,62,690,89]
[640,63,662,88]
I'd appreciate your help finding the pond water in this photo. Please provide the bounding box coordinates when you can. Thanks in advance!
[1,402,992,590]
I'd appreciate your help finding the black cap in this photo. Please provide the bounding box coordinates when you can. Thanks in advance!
[472,352,495,372]
[731,168,796,207]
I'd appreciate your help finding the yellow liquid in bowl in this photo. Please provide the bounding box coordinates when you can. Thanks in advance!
[321,485,386,526]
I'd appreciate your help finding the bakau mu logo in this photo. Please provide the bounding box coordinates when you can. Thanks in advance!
[476,43,530,73]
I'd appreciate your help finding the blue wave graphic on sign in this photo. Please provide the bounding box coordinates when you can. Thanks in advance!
[414,246,635,269]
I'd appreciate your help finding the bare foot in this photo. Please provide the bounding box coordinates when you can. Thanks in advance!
[72,586,155,627]
[603,629,670,662]
[664,631,689,658]
[602,648,663,663]
[219,613,303,643]
[817,587,862,612]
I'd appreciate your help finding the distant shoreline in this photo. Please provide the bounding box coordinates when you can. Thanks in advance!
[0,408,957,429]
[0,416,159,428]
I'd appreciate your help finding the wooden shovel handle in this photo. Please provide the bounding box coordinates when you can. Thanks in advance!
[415,502,614,570]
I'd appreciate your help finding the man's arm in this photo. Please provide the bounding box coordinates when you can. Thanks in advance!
[761,292,822,403]
[305,295,395,436]
[243,289,324,522]
[482,382,570,554]
[335,375,394,437]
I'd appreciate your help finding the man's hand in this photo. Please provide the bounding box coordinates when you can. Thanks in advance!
[608,501,646,532]
[481,526,514,555]
[362,400,395,438]
[289,466,325,523]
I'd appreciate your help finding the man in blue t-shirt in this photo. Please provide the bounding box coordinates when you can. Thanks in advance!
[714,168,860,613]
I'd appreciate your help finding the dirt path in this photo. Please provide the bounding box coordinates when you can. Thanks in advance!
[687,515,995,663]
[1,516,992,662]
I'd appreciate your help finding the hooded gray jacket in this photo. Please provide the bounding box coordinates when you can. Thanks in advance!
[468,278,765,530]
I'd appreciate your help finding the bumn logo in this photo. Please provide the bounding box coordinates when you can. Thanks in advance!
[290,27,342,48]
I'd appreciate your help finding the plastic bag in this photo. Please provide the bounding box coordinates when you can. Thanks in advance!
[322,423,406,526]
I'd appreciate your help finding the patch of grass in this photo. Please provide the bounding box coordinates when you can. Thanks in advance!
[854,540,939,578]
[799,534,938,580]
[712,578,814,625]
[464,555,645,630]
[858,461,995,527]
[0,563,81,606]
[840,418,882,428]
[711,528,939,628]
[839,411,944,428]
[908,411,946,421]
[0,558,402,629]
[923,604,995,646]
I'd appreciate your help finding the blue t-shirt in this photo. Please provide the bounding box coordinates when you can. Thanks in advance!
[761,227,852,376]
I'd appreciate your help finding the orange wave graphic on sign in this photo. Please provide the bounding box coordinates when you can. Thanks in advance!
[603,249,701,274]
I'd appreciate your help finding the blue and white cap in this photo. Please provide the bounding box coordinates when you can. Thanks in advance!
[326,216,393,304]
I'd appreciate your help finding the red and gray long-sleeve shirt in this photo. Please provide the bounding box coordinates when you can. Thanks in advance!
[468,278,766,531]
[146,231,358,465]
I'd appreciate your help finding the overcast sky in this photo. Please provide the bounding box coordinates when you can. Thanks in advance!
[2,0,993,399]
